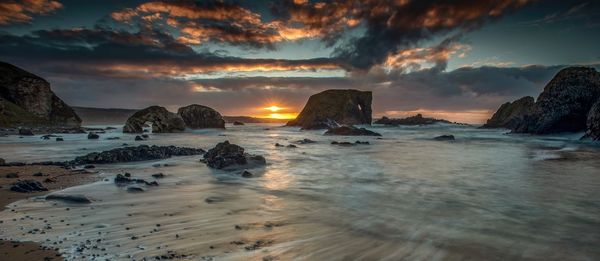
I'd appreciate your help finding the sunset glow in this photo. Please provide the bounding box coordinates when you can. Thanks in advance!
[265,105,283,112]
[268,113,298,119]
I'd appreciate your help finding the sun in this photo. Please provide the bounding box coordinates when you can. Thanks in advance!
[265,105,282,112]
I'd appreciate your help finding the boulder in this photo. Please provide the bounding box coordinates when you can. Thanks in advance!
[87,132,99,139]
[374,114,450,126]
[482,97,535,129]
[177,104,225,129]
[287,89,372,129]
[434,135,455,141]
[123,106,185,133]
[585,99,600,140]
[0,62,81,127]
[18,128,34,136]
[56,137,64,141]
[71,145,205,164]
[202,141,266,170]
[324,126,381,136]
[10,180,48,193]
[512,67,600,134]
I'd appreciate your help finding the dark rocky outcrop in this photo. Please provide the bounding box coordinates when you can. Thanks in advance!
[71,145,205,165]
[87,132,99,139]
[233,121,245,126]
[512,67,600,134]
[10,180,48,193]
[374,114,451,126]
[0,62,81,127]
[18,128,34,135]
[287,89,372,129]
[324,126,381,136]
[177,104,225,129]
[202,141,266,170]
[123,106,185,133]
[114,173,159,187]
[585,99,600,140]
[482,97,535,129]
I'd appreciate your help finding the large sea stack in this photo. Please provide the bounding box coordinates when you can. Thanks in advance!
[484,67,600,140]
[177,104,225,129]
[123,106,185,133]
[0,62,81,127]
[482,96,535,129]
[286,89,372,129]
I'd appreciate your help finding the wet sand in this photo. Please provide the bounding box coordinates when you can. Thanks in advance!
[0,165,99,261]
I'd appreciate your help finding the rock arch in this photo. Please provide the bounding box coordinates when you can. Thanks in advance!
[123,106,185,133]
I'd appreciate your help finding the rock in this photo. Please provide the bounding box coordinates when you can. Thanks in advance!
[127,186,145,193]
[151,173,165,179]
[274,143,284,147]
[233,121,245,126]
[44,177,57,183]
[287,89,373,129]
[287,144,297,148]
[87,132,99,139]
[41,134,57,140]
[203,141,266,170]
[0,62,81,127]
[482,97,535,129]
[0,158,4,165]
[114,173,159,187]
[106,137,120,140]
[105,127,117,130]
[46,194,92,204]
[83,164,95,169]
[324,126,381,136]
[71,145,204,164]
[513,67,600,134]
[32,172,44,176]
[5,172,18,178]
[296,138,316,144]
[434,135,455,141]
[10,180,48,193]
[355,141,370,145]
[18,128,34,136]
[204,196,225,203]
[123,106,185,133]
[56,137,64,141]
[135,135,144,141]
[331,141,354,146]
[374,114,451,126]
[585,99,600,140]
[177,104,225,129]
[141,134,149,139]
[241,170,253,178]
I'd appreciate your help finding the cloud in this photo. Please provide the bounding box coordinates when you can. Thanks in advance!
[0,0,62,25]
[0,27,342,78]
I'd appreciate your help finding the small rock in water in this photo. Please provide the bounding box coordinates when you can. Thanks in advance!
[106,137,120,140]
[241,170,253,178]
[135,136,144,141]
[355,141,370,145]
[141,134,149,139]
[331,141,354,146]
[296,138,316,144]
[56,137,64,141]
[287,144,297,148]
[433,135,455,141]
[205,196,225,204]
[44,177,57,183]
[87,132,100,139]
[233,121,245,125]
[5,173,19,178]
[151,173,165,178]
[127,186,145,193]
[274,143,284,147]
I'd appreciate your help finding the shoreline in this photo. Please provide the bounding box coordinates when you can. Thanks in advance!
[0,165,100,261]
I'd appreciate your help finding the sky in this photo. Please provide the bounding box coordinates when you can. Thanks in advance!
[1,0,599,123]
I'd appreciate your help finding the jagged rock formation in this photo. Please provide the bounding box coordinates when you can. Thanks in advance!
[482,96,535,129]
[177,104,225,129]
[374,114,451,126]
[287,89,372,129]
[123,106,185,133]
[512,67,600,134]
[324,126,382,136]
[71,145,204,164]
[0,62,81,127]
[202,141,266,170]
[585,100,600,140]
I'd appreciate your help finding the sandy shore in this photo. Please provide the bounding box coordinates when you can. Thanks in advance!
[0,165,99,261]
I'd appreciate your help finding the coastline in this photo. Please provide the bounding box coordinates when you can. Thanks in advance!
[0,165,99,261]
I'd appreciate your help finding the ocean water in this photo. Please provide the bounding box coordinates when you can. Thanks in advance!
[1,124,600,260]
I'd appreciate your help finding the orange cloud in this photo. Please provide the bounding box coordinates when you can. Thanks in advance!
[0,0,62,25]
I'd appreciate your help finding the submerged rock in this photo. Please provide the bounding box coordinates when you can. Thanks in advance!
[87,132,99,139]
[46,194,92,204]
[287,89,372,129]
[295,138,316,144]
[374,114,450,126]
[202,141,266,170]
[114,173,159,187]
[482,96,535,129]
[512,67,600,134]
[324,126,381,136]
[10,180,48,193]
[177,104,225,129]
[56,137,64,141]
[123,106,185,133]
[72,145,204,164]
[434,135,455,141]
[135,135,144,141]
